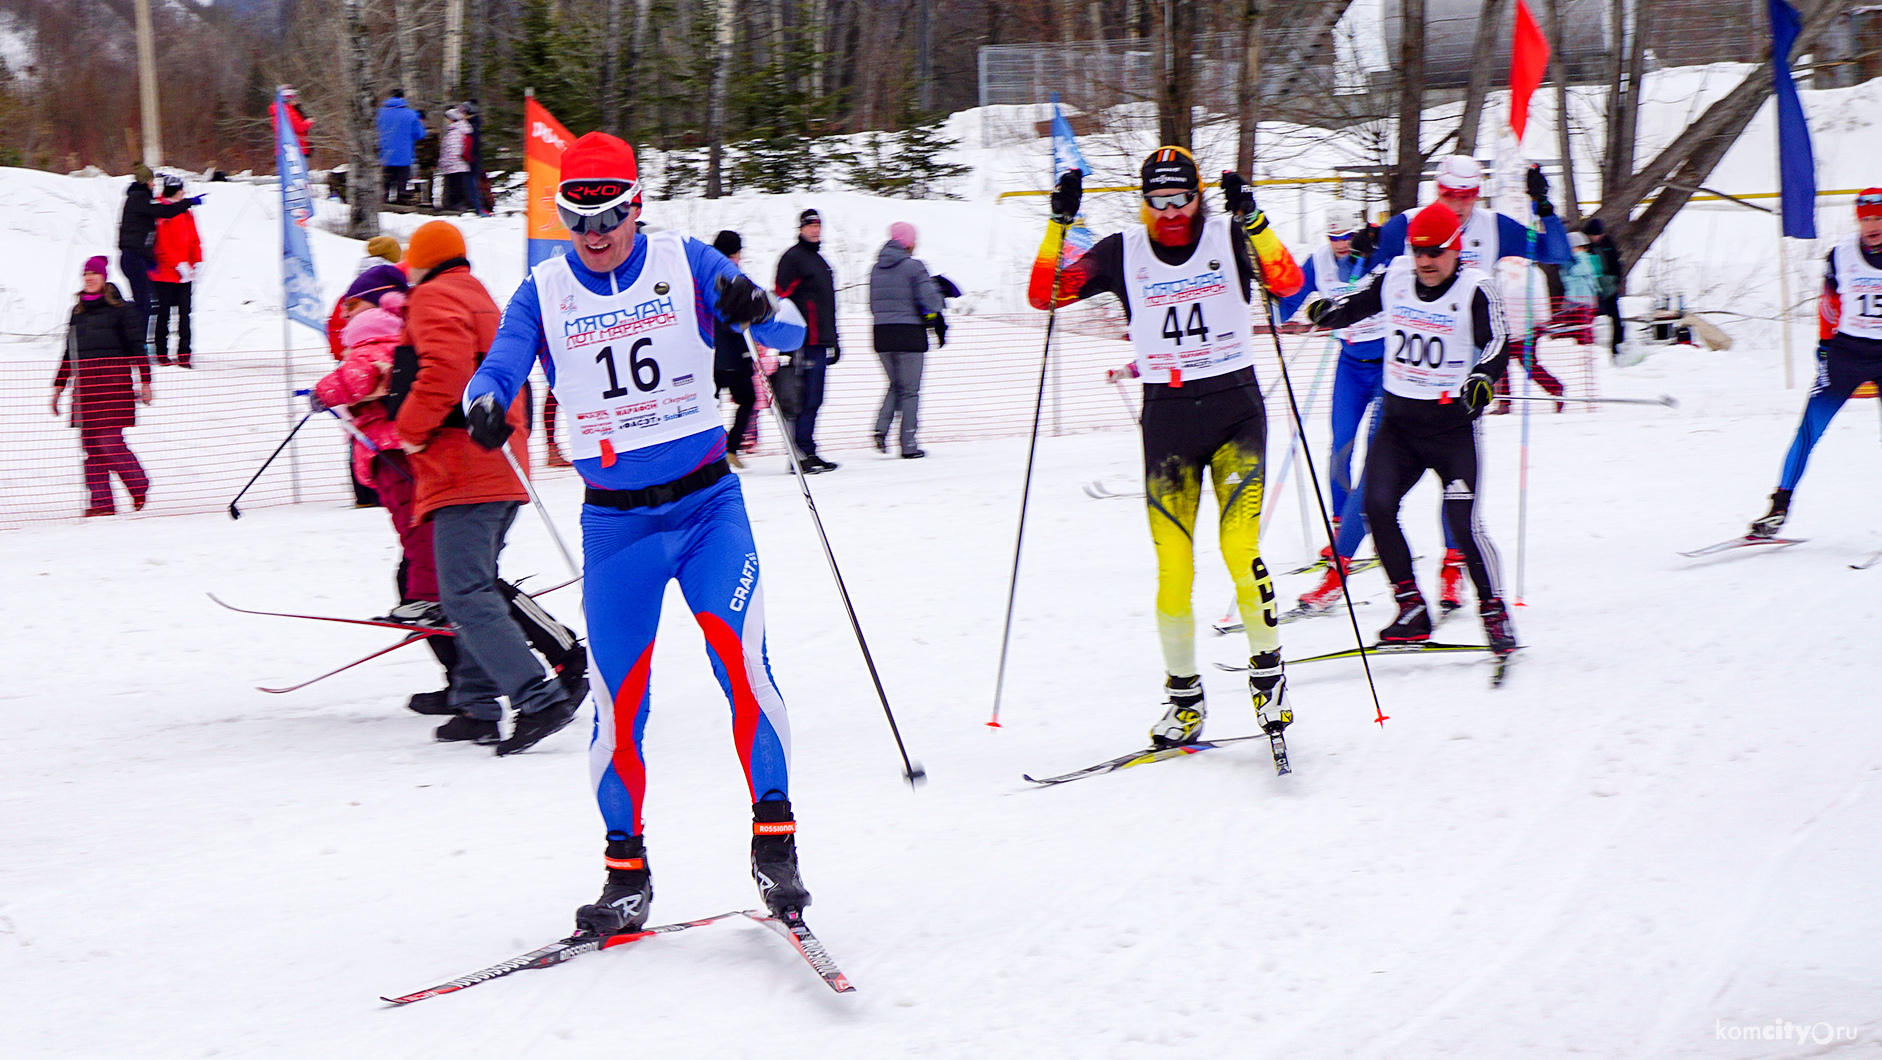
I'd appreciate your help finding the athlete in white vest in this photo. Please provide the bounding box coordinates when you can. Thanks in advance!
[1308,202,1517,656]
[1029,146,1304,749]
[1748,188,1882,537]
[1358,155,1569,613]
[464,133,814,939]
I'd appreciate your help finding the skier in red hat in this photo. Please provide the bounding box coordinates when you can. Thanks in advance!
[464,132,814,937]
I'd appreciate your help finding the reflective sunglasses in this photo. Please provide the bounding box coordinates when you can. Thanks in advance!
[1144,189,1197,211]
[1410,245,1453,258]
[557,202,633,235]
[556,178,641,234]
[1858,191,1882,218]
[1437,185,1480,200]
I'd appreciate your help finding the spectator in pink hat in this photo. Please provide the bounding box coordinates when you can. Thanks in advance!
[868,221,945,458]
[51,256,152,516]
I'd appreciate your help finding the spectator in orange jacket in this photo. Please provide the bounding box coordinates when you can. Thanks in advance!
[150,174,202,368]
[389,221,585,753]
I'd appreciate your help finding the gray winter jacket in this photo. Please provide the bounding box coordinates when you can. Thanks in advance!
[869,241,942,326]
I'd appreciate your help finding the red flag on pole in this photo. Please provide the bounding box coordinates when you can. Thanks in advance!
[1508,0,1550,143]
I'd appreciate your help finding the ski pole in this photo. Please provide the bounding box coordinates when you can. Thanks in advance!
[742,326,926,789]
[500,444,582,582]
[1500,393,1678,408]
[989,215,1073,729]
[293,389,419,483]
[1236,190,1388,728]
[228,409,316,519]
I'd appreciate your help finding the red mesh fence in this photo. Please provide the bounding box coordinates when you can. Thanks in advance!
[2,299,1605,528]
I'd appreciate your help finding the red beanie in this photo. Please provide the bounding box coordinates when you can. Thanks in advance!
[559,132,641,207]
[1407,202,1463,249]
[1857,188,1882,221]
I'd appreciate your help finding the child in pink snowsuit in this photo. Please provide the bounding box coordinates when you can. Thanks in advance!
[313,266,439,608]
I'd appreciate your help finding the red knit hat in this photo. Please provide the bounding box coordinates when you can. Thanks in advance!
[1407,202,1463,249]
[1857,188,1882,221]
[558,132,641,210]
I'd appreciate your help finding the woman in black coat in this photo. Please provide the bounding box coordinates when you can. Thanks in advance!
[51,257,153,516]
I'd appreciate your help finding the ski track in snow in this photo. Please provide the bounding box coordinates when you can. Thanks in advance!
[4,335,1881,1056]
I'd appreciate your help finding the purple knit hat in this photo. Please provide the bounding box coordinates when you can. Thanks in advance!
[83,255,108,276]
[342,263,409,306]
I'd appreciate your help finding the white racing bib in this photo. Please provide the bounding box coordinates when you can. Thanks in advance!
[533,233,716,462]
[1311,245,1386,344]
[1833,237,1882,340]
[1122,217,1254,385]
[1380,257,1492,401]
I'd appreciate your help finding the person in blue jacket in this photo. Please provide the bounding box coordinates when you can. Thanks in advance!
[1292,156,1568,617]
[462,133,813,939]
[375,90,429,204]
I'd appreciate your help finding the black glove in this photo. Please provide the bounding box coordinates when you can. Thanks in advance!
[1461,372,1496,417]
[826,347,841,366]
[1049,169,1082,225]
[465,392,513,450]
[1525,164,1554,216]
[1351,224,1377,258]
[308,391,330,414]
[1304,295,1334,327]
[926,312,948,347]
[1220,171,1257,218]
[1817,338,1833,365]
[717,274,776,328]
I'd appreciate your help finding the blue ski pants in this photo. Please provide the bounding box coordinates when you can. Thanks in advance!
[1777,338,1882,491]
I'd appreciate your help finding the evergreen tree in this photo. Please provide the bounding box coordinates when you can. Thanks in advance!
[842,103,969,200]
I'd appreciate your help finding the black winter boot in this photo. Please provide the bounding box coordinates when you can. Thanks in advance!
[1379,580,1432,643]
[574,834,653,937]
[752,799,811,920]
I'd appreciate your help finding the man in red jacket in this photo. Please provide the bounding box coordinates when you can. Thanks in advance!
[391,220,586,755]
[150,175,201,367]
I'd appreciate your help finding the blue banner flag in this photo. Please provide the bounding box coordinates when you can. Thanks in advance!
[1769,0,1817,239]
[1047,93,1097,262]
[275,88,325,332]
[1050,93,1092,182]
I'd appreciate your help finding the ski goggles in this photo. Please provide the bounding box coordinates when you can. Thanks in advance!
[556,178,641,234]
[1143,189,1197,211]
[1858,190,1882,220]
[1327,230,1357,242]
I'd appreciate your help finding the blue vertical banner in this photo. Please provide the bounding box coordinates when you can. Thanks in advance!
[1769,0,1817,239]
[275,88,325,331]
[1048,93,1097,262]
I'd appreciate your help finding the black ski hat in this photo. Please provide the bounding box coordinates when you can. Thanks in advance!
[712,229,742,256]
[798,208,821,226]
[1140,146,1200,195]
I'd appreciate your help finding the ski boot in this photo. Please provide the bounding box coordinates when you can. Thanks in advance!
[378,599,450,629]
[1379,580,1432,643]
[1748,489,1791,539]
[1248,650,1291,735]
[752,798,811,920]
[1480,596,1517,656]
[433,715,500,744]
[1297,556,1351,614]
[575,834,653,937]
[1437,549,1466,614]
[1313,517,1342,567]
[1148,674,1206,748]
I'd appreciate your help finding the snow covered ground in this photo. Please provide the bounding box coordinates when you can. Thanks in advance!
[4,333,1880,1057]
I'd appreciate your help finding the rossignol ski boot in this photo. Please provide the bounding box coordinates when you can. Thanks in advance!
[574,834,653,937]
[752,798,811,920]
[1379,580,1433,643]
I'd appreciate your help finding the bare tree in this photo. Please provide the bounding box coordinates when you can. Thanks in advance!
[1456,0,1507,155]
[1389,0,1426,213]
[1540,0,1579,224]
[705,0,735,196]
[1601,0,1651,196]
[1234,0,1261,175]
[1154,0,1193,149]
[1592,0,1845,274]
[344,0,379,238]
